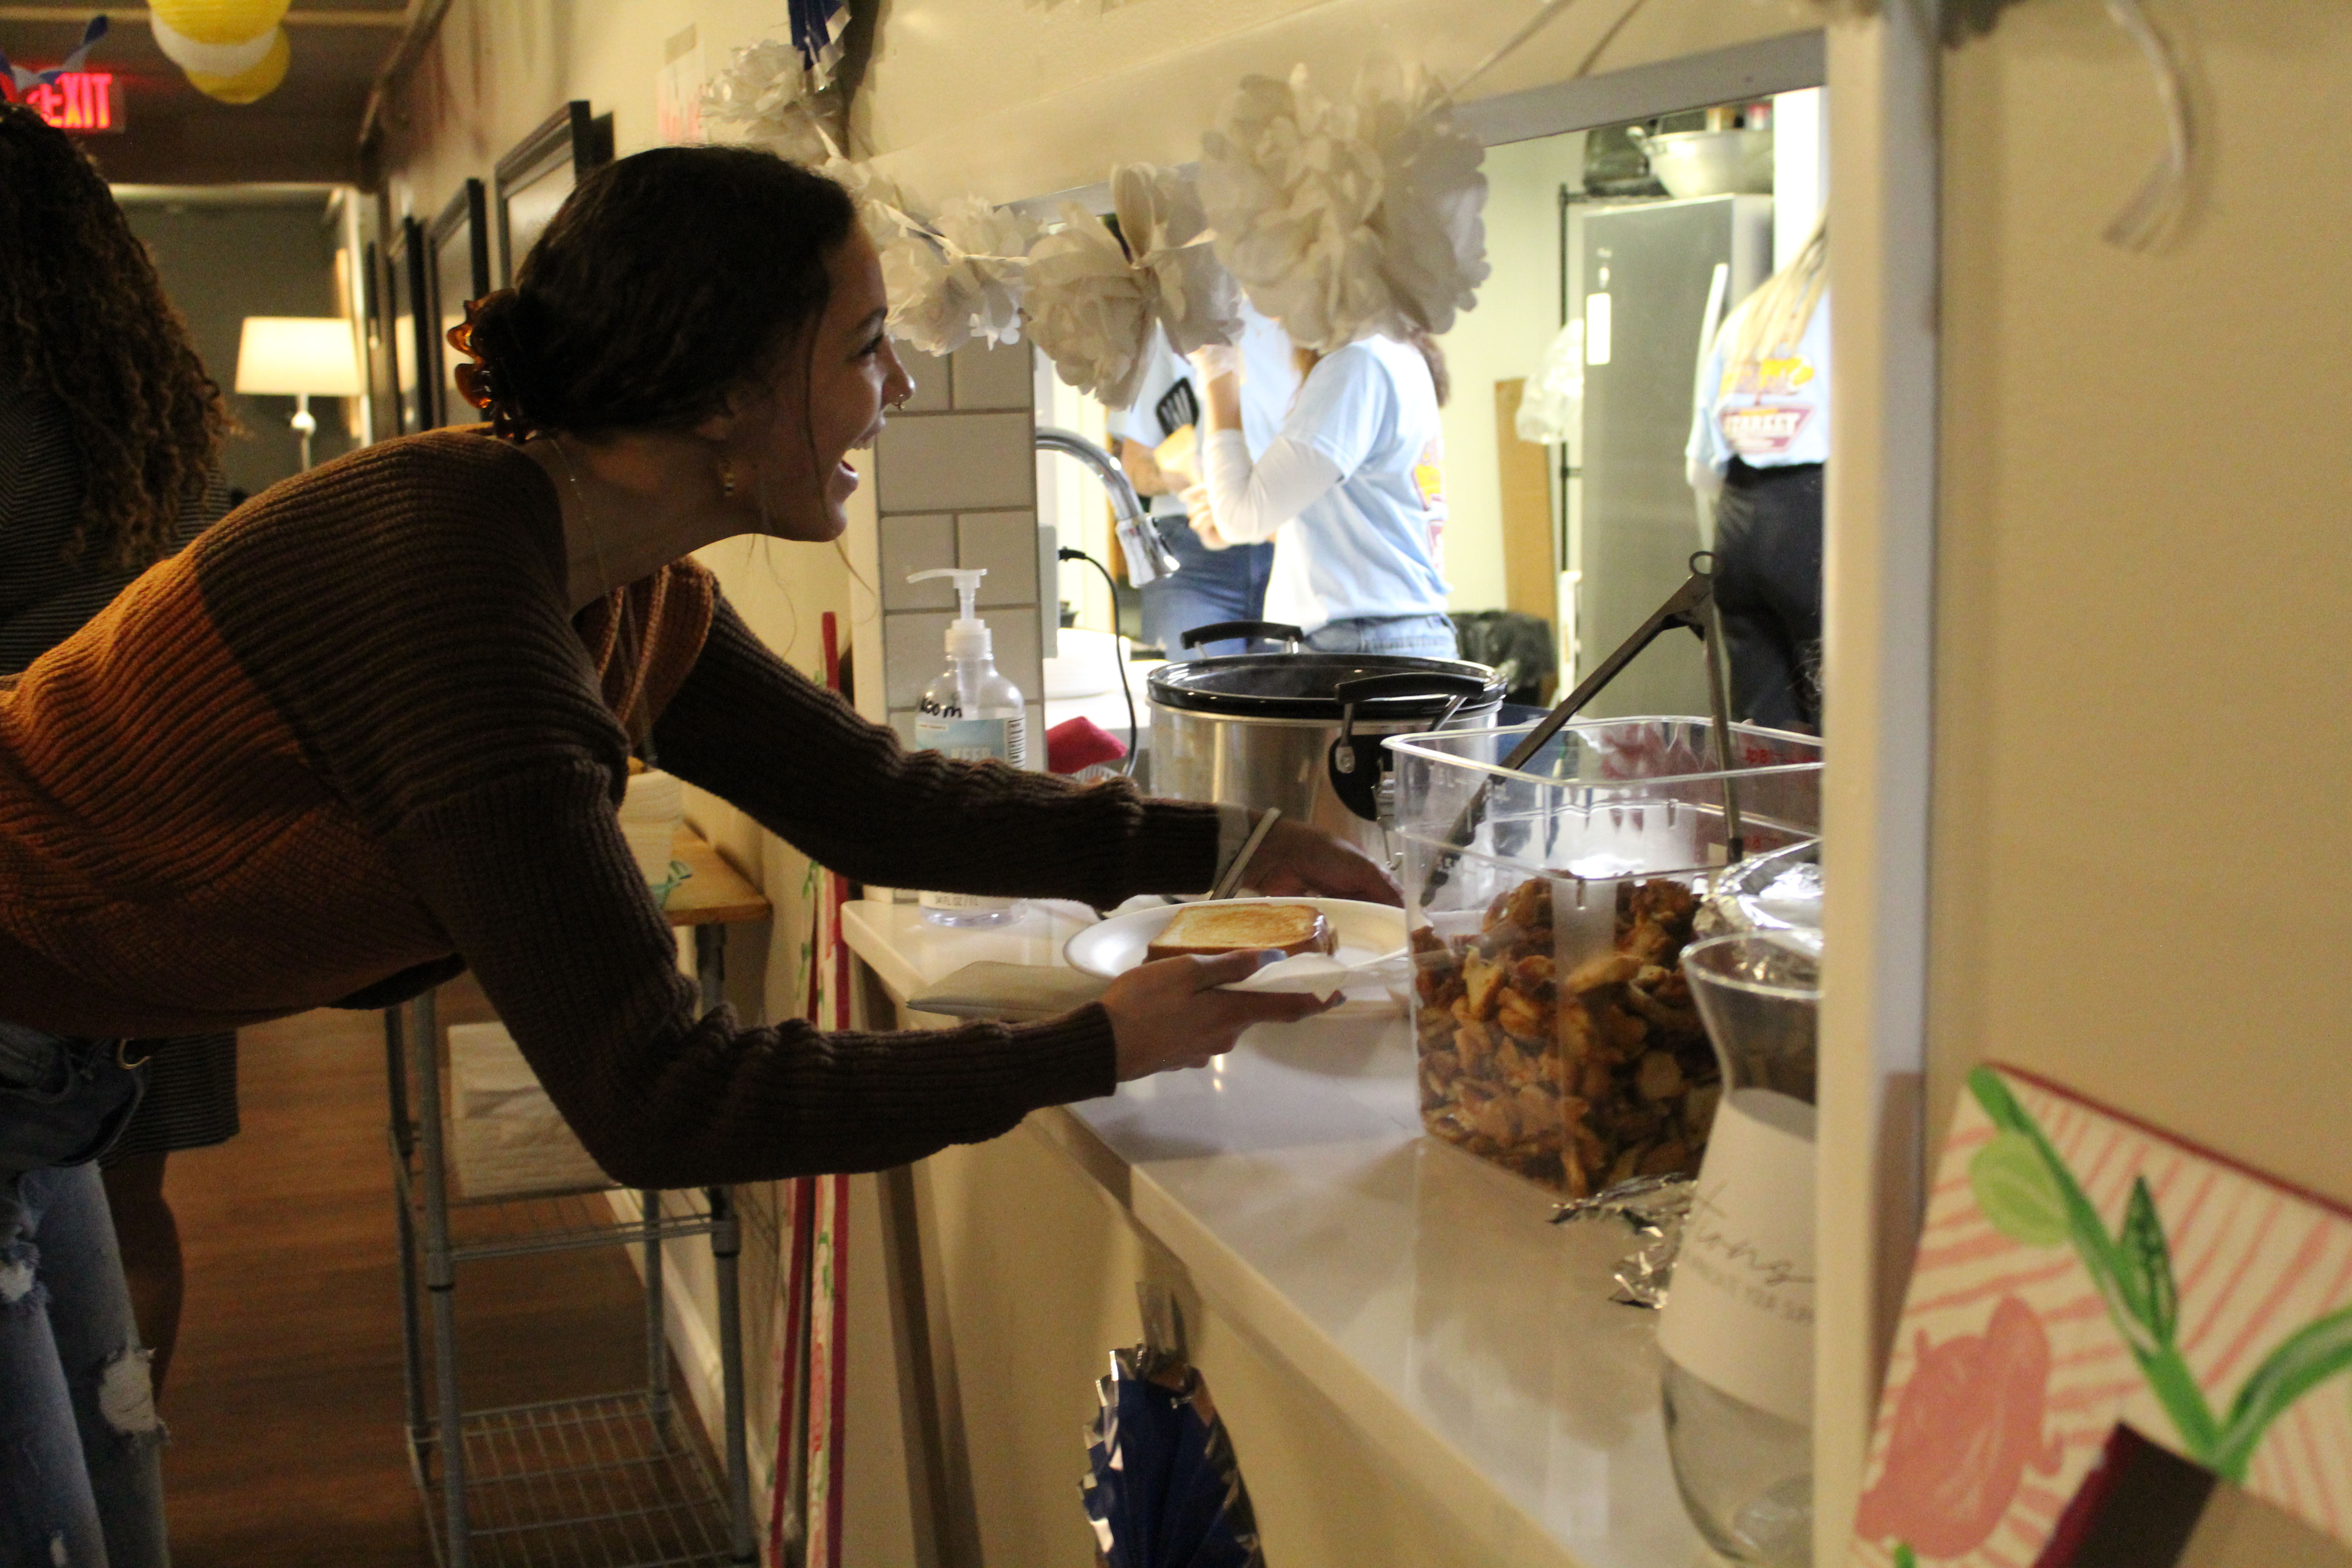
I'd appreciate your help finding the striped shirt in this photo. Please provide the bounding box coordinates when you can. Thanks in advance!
[2,379,239,1159]
[0,428,1220,1186]
[0,381,228,670]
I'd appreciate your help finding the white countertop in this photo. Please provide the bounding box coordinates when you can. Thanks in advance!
[841,897,1711,1568]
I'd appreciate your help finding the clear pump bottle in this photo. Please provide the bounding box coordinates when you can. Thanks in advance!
[907,569,1027,927]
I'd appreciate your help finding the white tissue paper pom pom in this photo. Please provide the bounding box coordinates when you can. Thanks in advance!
[879,235,961,356]
[701,39,836,166]
[1199,57,1488,353]
[879,197,1036,357]
[1108,163,1242,358]
[1024,165,1240,406]
[1024,205,1152,406]
[934,197,1037,348]
[817,156,913,245]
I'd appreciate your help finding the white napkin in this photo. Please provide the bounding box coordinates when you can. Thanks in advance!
[619,769,684,882]
[1223,946,1413,1001]
[448,1022,611,1199]
[907,962,1111,1022]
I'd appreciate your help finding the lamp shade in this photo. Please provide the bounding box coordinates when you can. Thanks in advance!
[234,317,361,397]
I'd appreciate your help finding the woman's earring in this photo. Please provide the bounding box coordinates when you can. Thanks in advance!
[717,456,738,498]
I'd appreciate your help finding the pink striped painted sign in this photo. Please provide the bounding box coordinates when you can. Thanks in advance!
[1847,1065,2352,1567]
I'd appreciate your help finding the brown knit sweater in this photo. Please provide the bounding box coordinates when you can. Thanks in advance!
[0,429,1220,1186]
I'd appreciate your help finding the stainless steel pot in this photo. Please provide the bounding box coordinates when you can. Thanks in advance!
[1630,126,1774,198]
[1147,622,1506,862]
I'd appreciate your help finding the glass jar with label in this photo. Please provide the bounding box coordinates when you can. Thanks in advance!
[1656,931,1820,1567]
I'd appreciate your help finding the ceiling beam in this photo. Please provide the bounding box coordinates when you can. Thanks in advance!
[354,0,449,181]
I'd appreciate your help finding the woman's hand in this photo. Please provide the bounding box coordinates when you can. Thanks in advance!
[1152,425,1200,488]
[1188,345,1245,434]
[1101,950,1333,1078]
[1242,818,1401,906]
[1181,484,1230,550]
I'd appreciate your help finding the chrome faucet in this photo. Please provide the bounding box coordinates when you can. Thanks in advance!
[1035,425,1181,586]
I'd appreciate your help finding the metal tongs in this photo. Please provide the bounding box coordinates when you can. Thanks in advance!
[1421,553,1746,900]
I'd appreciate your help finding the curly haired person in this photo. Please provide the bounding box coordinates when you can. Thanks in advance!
[1,101,243,1568]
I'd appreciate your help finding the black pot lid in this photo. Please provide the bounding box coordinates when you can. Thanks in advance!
[1147,652,1506,720]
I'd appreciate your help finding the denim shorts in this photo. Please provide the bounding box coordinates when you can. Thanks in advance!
[0,1021,146,1176]
[1302,613,1461,661]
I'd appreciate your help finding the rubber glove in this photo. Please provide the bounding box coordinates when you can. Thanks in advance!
[1188,342,1242,383]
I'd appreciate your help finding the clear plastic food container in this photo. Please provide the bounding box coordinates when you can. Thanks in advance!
[1386,718,1822,1196]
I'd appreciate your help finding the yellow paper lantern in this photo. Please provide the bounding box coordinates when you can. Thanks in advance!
[185,25,289,104]
[149,0,290,46]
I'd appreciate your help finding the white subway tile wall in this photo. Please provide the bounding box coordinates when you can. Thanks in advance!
[949,340,1035,411]
[874,411,1034,514]
[878,512,958,611]
[958,510,1039,608]
[897,352,952,413]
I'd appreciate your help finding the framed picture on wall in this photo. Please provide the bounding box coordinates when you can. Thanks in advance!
[493,101,613,286]
[360,237,396,444]
[386,215,435,437]
[428,177,490,428]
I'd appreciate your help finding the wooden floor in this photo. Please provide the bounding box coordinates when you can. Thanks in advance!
[154,984,660,1567]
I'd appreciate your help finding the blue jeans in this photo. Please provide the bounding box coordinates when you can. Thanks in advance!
[1303,613,1461,661]
[1137,516,1274,658]
[0,1023,167,1568]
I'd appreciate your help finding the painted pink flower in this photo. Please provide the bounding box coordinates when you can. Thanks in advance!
[1857,1296,2064,1557]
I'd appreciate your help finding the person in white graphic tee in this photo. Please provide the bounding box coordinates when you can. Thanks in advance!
[1106,304,1298,657]
[1184,328,1456,660]
[1688,219,1829,731]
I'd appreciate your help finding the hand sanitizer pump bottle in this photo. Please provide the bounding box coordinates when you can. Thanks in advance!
[907,568,1027,927]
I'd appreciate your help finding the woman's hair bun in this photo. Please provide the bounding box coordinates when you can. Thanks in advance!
[447,288,543,439]
[489,147,856,438]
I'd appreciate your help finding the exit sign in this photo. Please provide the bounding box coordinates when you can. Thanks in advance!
[21,73,122,134]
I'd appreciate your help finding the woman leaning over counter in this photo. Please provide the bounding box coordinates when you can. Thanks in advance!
[0,144,1389,1564]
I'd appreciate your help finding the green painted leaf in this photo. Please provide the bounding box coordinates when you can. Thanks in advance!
[2214,1304,2352,1478]
[1968,1065,2028,1130]
[1970,1132,2071,1247]
[2119,1177,2179,1346]
[1893,1547,1918,1568]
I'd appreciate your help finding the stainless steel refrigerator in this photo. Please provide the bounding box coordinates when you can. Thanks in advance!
[1568,193,1772,717]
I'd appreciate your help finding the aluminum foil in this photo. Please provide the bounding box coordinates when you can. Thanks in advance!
[1551,1173,1695,1309]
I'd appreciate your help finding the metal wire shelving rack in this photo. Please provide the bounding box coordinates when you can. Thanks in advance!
[410,1394,733,1568]
[384,919,760,1568]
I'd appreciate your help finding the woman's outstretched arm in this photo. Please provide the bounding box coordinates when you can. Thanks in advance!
[652,596,1221,906]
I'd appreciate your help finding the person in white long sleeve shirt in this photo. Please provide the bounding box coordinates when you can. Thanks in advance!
[1185,332,1456,659]
[1107,308,1297,657]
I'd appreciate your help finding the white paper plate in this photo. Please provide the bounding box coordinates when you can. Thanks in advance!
[1063,897,1410,1016]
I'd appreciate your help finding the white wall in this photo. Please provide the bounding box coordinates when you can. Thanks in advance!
[1430,130,1583,615]
[1928,1,2352,1203]
[1770,85,1826,270]
[857,0,1816,204]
